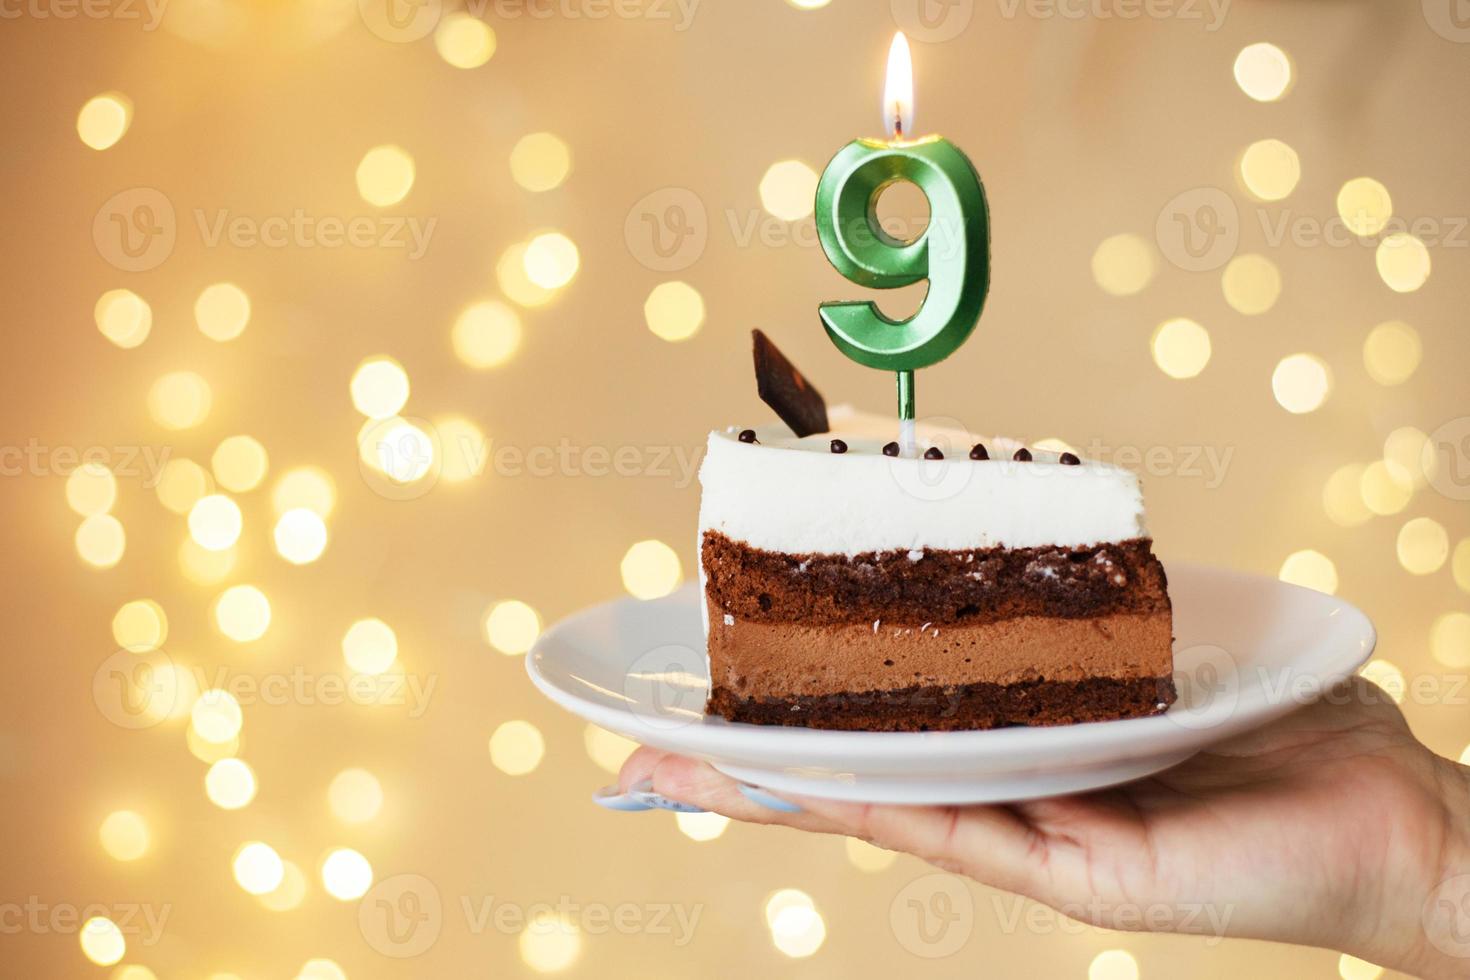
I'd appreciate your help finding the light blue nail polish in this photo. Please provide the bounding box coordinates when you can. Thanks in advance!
[629,778,706,813]
[592,785,654,811]
[738,783,803,813]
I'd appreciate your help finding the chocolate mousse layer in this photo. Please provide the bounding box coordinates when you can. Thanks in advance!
[701,531,1170,626]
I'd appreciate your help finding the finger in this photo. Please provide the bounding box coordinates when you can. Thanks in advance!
[617,745,671,792]
[793,796,1047,897]
[647,754,856,834]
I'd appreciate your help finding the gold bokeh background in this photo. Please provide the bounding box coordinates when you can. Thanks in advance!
[2,0,1468,976]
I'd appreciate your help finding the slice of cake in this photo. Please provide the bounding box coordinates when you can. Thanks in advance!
[698,408,1176,732]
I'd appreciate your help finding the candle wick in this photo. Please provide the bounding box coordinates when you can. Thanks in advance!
[892,105,903,140]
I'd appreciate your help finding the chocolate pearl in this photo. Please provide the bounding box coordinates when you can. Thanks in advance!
[969,443,989,461]
[924,447,944,460]
[1012,448,1032,462]
[882,441,900,457]
[1060,452,1081,466]
[830,439,848,454]
[738,429,757,444]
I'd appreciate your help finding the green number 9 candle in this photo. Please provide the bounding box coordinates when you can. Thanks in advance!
[814,32,991,453]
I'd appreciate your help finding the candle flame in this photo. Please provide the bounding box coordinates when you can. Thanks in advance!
[883,32,914,140]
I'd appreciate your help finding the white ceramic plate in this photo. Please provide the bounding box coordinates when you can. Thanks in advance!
[527,563,1376,804]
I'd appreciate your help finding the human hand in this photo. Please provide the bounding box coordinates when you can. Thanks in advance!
[606,677,1470,978]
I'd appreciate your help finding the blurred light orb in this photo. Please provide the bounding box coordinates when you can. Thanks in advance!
[1089,950,1139,980]
[180,538,236,585]
[523,232,580,289]
[1220,253,1281,315]
[484,599,542,655]
[620,539,683,599]
[214,585,271,642]
[258,860,308,913]
[328,767,384,823]
[1338,954,1385,980]
[676,810,730,842]
[434,12,496,69]
[764,889,825,958]
[518,911,582,973]
[273,466,337,517]
[1383,426,1433,489]
[1431,612,1470,669]
[644,281,706,342]
[1322,464,1372,527]
[1278,549,1338,594]
[356,145,415,207]
[1362,320,1422,386]
[192,689,243,743]
[1090,233,1156,296]
[76,514,126,568]
[350,356,410,419]
[113,599,168,652]
[342,618,397,675]
[189,494,242,551]
[141,662,198,726]
[845,836,898,872]
[148,371,212,430]
[1359,460,1412,515]
[99,810,150,861]
[452,300,522,369]
[1360,659,1406,704]
[195,282,251,341]
[67,461,118,516]
[112,967,159,980]
[1455,539,1470,593]
[1150,318,1211,379]
[434,415,486,483]
[156,458,211,514]
[759,160,819,221]
[296,960,347,980]
[786,0,830,7]
[497,243,556,308]
[94,289,152,348]
[1233,43,1292,102]
[212,435,269,493]
[509,132,572,192]
[77,92,132,150]
[205,758,257,809]
[1238,138,1301,202]
[187,724,239,763]
[489,719,545,775]
[274,508,329,564]
[79,916,127,966]
[1375,232,1431,292]
[321,847,373,900]
[1271,354,1331,413]
[1397,517,1449,575]
[583,724,639,774]
[358,416,436,484]
[233,841,285,895]
[1336,178,1393,237]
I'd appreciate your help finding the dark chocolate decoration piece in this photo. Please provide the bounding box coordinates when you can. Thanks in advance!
[1013,448,1033,462]
[830,439,848,454]
[969,443,989,461]
[924,447,944,460]
[882,442,900,457]
[752,329,829,437]
[1060,452,1081,466]
[738,429,757,444]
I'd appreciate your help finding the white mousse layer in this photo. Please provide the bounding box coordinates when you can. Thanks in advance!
[698,406,1146,556]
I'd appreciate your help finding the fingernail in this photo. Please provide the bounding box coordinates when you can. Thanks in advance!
[629,778,706,813]
[737,783,803,813]
[592,785,654,811]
